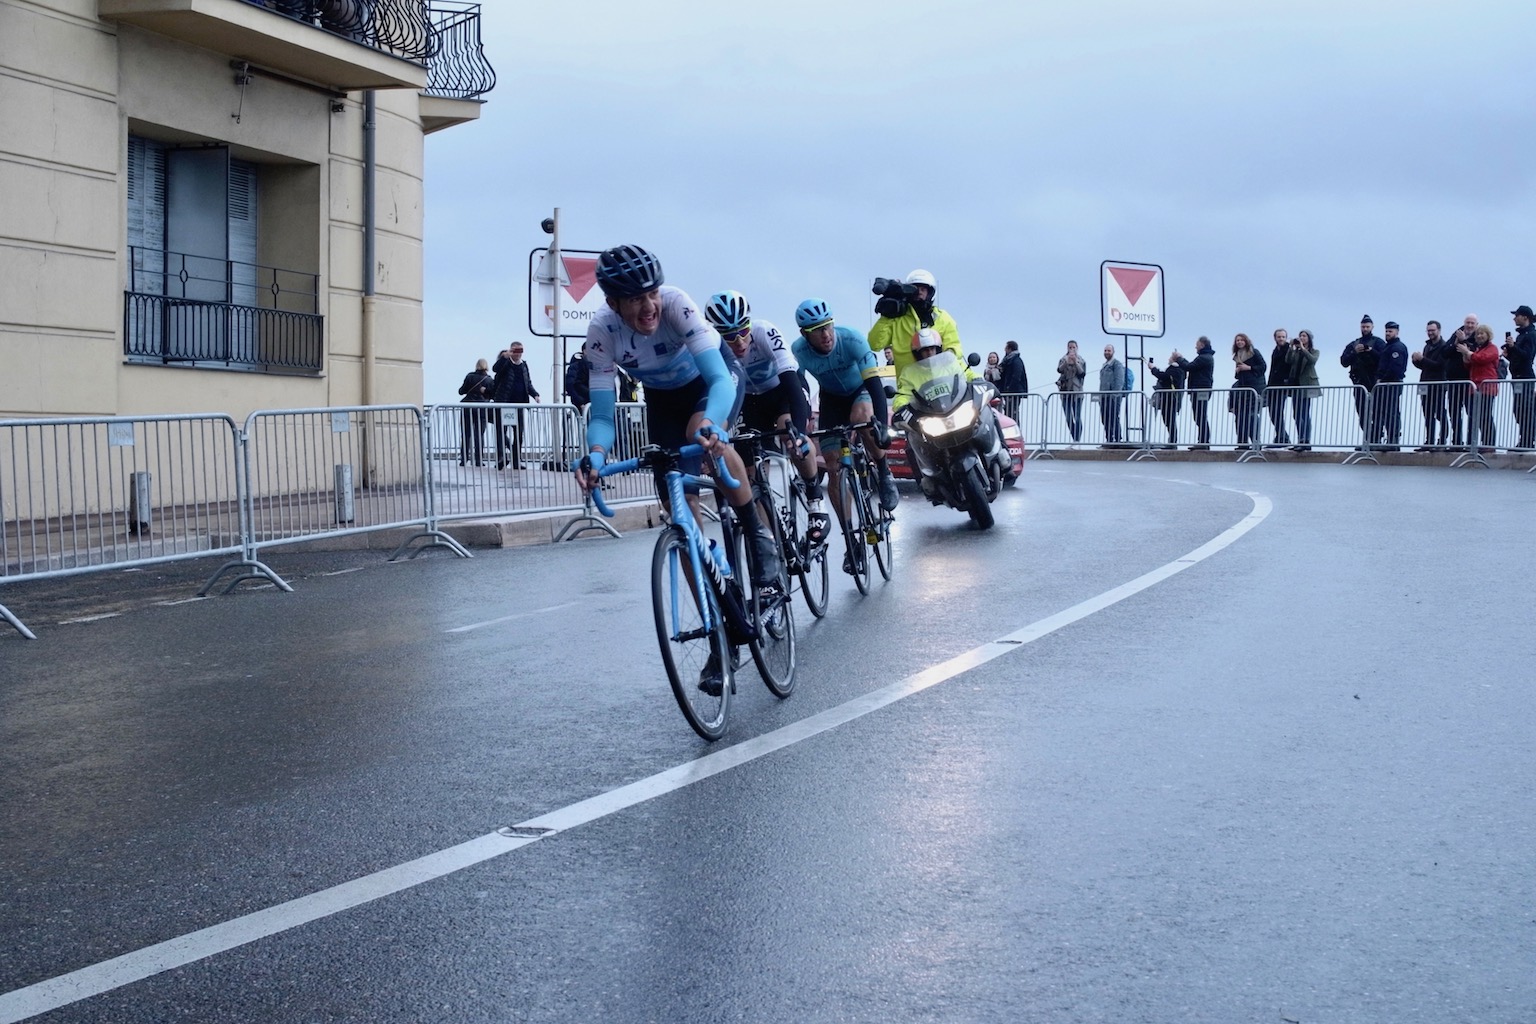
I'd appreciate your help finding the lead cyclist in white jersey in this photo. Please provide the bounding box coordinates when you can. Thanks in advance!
[703,290,830,545]
[574,245,781,588]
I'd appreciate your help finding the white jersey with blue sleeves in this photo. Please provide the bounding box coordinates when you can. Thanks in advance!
[586,285,722,393]
[738,320,798,395]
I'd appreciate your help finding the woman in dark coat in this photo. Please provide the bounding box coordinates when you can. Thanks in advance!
[457,358,494,466]
[1230,334,1266,447]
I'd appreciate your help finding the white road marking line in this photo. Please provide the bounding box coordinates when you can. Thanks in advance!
[320,568,366,577]
[444,602,580,633]
[0,487,1272,1024]
[55,613,121,625]
[155,597,208,607]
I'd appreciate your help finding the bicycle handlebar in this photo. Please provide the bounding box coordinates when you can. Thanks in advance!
[587,442,741,518]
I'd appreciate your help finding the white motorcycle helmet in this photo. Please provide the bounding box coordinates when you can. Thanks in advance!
[905,269,937,297]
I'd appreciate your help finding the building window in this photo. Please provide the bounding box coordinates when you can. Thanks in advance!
[125,135,323,374]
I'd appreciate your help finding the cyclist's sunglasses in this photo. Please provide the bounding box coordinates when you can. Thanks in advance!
[720,325,752,342]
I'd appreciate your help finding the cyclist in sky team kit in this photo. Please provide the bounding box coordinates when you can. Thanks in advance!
[703,289,830,546]
[791,298,900,572]
[573,245,781,590]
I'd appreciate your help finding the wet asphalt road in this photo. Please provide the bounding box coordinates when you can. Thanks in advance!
[1,461,1533,1023]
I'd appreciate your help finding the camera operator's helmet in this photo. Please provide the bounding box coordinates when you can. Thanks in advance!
[910,327,943,356]
[795,298,834,331]
[905,269,937,295]
[704,290,751,333]
[595,245,664,299]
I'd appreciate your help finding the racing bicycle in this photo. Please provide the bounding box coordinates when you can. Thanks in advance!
[810,421,894,595]
[592,443,796,740]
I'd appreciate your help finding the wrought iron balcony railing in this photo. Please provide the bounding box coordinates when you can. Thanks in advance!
[242,0,435,63]
[125,247,323,373]
[424,2,496,99]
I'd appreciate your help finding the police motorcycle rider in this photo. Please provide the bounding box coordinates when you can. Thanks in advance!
[574,246,782,596]
[892,327,1009,528]
[703,290,831,546]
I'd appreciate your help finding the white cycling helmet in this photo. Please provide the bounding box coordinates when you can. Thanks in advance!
[905,268,937,294]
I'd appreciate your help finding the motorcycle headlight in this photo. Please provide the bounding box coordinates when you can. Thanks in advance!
[917,402,978,437]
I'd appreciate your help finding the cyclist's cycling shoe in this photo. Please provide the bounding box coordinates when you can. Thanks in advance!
[877,465,900,512]
[842,548,865,576]
[698,651,724,697]
[805,510,830,546]
[749,525,783,588]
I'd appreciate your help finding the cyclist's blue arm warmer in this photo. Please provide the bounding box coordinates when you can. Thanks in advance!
[694,346,735,434]
[586,389,617,454]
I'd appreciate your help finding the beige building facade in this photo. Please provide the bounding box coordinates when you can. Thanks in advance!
[0,0,493,420]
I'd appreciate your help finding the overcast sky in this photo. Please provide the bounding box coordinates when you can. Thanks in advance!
[420,0,1533,401]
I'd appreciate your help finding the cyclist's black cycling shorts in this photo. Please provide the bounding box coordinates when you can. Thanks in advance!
[741,379,810,436]
[642,353,746,490]
[814,386,872,453]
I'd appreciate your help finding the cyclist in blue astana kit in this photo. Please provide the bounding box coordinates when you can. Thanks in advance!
[792,298,900,526]
[574,245,782,588]
[704,290,830,545]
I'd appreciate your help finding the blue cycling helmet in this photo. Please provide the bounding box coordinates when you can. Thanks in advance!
[795,298,833,331]
[595,244,664,299]
[704,290,751,332]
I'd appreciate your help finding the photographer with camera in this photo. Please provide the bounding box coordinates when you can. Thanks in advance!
[867,269,973,390]
[1285,330,1321,450]
[1340,315,1384,436]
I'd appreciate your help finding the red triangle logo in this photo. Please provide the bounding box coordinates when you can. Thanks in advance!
[1108,266,1157,307]
[564,257,599,303]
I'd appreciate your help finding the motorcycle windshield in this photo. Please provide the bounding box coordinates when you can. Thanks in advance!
[908,352,970,415]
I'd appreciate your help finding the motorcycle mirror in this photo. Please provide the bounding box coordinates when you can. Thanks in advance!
[884,385,897,399]
[966,352,982,367]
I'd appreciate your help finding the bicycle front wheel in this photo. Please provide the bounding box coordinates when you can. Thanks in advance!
[789,482,829,618]
[862,466,894,581]
[651,527,732,740]
[747,502,796,698]
[839,468,871,595]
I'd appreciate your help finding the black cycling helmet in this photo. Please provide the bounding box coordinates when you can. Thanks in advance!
[596,245,664,299]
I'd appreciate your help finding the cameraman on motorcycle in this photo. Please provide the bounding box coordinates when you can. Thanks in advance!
[868,269,976,388]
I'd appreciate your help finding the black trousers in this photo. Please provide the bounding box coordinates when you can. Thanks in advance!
[493,406,526,468]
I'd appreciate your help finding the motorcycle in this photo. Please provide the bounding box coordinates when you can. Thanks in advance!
[893,351,1011,529]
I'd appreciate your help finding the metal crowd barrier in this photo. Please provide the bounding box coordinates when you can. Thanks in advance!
[1035,390,1151,458]
[421,401,656,541]
[993,392,1044,454]
[1,414,244,639]
[199,405,469,597]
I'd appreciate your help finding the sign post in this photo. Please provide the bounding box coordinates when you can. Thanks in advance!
[1100,261,1166,452]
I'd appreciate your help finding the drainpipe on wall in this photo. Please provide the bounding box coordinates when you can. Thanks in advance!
[360,89,377,484]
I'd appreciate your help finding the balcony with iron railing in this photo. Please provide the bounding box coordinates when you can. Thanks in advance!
[125,247,324,374]
[98,0,495,95]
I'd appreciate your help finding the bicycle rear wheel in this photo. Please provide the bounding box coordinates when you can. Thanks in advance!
[743,502,796,698]
[651,526,732,740]
[789,481,829,618]
[838,469,871,595]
